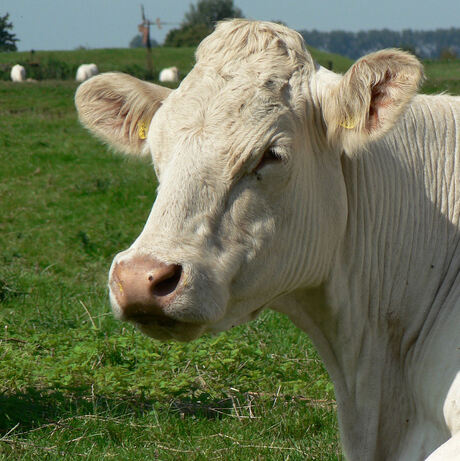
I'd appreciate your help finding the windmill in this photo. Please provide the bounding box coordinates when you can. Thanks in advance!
[138,5,180,78]
[138,4,154,77]
[139,5,160,48]
[137,5,161,78]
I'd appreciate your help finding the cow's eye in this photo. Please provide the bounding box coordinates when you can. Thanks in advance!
[254,147,283,173]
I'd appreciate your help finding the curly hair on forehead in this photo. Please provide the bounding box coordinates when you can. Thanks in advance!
[195,19,315,74]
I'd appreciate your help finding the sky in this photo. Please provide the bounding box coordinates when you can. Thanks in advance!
[2,0,459,51]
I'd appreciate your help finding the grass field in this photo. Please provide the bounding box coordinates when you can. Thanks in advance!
[0,47,197,82]
[0,45,354,77]
[1,44,457,92]
[0,47,458,460]
[0,78,339,460]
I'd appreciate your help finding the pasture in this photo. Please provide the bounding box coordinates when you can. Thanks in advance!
[0,47,458,459]
[0,45,356,84]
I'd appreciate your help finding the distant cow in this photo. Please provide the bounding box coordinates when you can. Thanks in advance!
[159,66,179,83]
[10,64,26,82]
[76,63,98,82]
[76,20,460,460]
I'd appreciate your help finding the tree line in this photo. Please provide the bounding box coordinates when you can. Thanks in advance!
[3,2,459,61]
[299,28,460,60]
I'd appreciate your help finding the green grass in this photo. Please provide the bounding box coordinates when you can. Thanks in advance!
[0,48,458,459]
[0,44,352,82]
[1,45,457,94]
[0,47,195,70]
[0,80,340,460]
[0,47,195,82]
[422,59,460,94]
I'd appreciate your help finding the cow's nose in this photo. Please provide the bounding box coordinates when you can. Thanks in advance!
[109,256,183,322]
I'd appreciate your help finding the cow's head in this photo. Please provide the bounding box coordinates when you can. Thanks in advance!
[75,20,423,341]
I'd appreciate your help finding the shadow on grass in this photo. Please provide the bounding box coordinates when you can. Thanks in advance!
[0,387,233,435]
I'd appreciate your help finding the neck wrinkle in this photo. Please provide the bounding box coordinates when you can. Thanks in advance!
[277,95,460,460]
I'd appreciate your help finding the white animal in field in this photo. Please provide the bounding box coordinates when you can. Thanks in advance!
[10,64,26,82]
[75,63,98,82]
[75,20,460,461]
[159,66,179,83]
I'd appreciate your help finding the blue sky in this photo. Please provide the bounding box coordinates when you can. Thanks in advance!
[2,0,459,51]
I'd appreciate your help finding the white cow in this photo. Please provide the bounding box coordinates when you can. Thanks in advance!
[75,63,98,82]
[75,20,460,460]
[10,64,26,82]
[159,66,179,83]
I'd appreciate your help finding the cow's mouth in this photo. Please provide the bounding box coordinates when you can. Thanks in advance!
[134,316,206,342]
[122,310,206,341]
[127,313,178,328]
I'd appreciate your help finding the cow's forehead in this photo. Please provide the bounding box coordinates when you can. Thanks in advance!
[150,65,297,164]
[176,65,291,124]
[195,19,314,75]
[149,20,316,170]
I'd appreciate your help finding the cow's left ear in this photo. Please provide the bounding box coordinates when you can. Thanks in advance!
[75,72,172,156]
[323,49,424,153]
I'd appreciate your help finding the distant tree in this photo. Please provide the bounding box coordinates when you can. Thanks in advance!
[184,0,243,29]
[164,24,212,47]
[399,44,419,58]
[129,34,158,48]
[165,0,243,47]
[164,24,211,47]
[300,27,460,60]
[0,13,18,51]
[439,47,458,60]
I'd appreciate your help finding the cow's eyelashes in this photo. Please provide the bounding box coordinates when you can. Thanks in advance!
[253,147,283,174]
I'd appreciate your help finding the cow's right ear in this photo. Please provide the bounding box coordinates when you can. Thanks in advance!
[75,72,172,155]
[322,49,423,153]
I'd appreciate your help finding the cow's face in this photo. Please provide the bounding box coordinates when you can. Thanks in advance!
[75,20,422,341]
[118,66,348,341]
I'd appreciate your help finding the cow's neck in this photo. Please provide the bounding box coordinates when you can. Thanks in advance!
[274,95,460,460]
[275,283,415,460]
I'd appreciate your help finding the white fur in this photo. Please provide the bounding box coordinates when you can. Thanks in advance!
[10,64,26,82]
[75,20,460,460]
[75,63,98,82]
[159,66,179,83]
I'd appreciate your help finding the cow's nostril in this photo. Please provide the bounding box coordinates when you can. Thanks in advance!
[110,257,184,322]
[150,264,182,297]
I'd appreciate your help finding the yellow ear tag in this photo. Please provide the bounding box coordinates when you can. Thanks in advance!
[340,119,357,130]
[138,120,148,140]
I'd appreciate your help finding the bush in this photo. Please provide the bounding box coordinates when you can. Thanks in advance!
[28,58,73,80]
[164,24,212,47]
[120,64,156,81]
[440,47,458,61]
[0,63,10,80]
[0,58,76,81]
[129,34,159,49]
